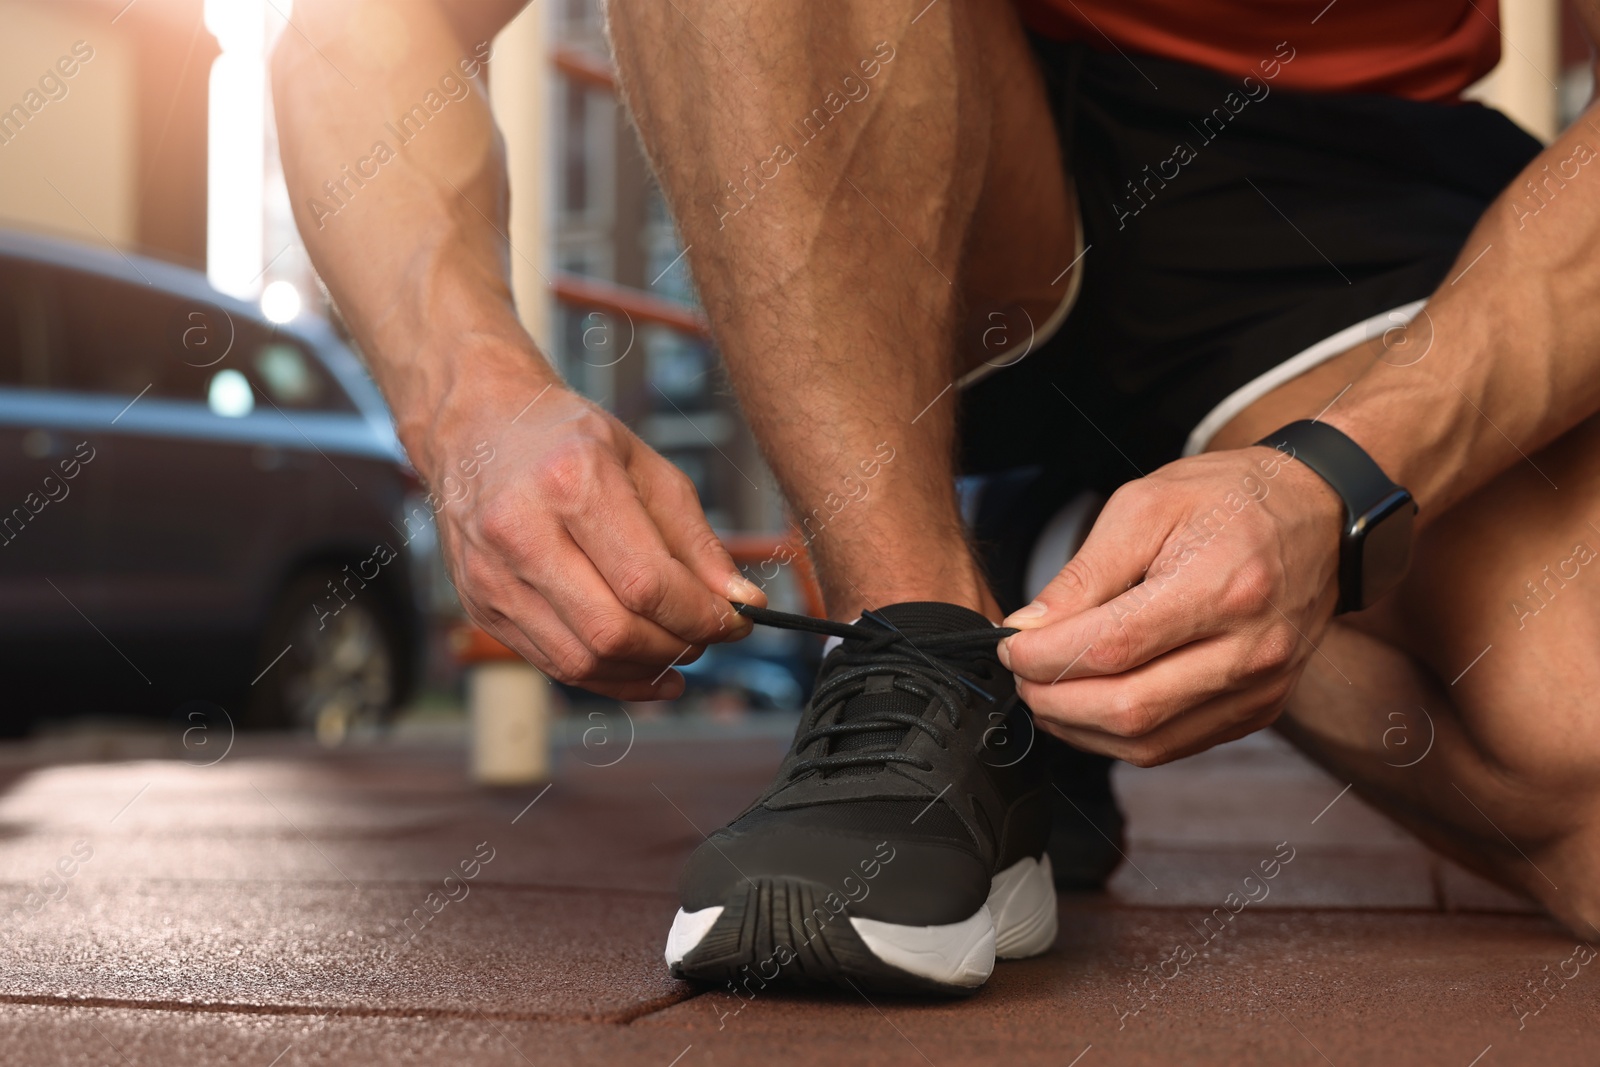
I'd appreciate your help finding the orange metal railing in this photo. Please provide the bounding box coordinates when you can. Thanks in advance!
[552,44,616,92]
[551,272,708,338]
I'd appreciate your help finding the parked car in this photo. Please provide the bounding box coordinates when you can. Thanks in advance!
[0,228,433,737]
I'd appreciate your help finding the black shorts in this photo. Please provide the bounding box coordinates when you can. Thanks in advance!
[958,38,1542,488]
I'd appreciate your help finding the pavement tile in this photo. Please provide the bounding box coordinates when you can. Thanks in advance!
[0,1005,688,1067]
[1113,732,1422,851]
[2,879,689,1022]
[1105,733,1441,910]
[0,739,784,892]
[0,739,782,834]
[1437,858,1544,915]
[1106,845,1438,909]
[0,826,695,894]
[0,759,481,835]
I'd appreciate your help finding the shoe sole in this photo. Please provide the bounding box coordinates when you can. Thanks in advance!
[665,854,1057,996]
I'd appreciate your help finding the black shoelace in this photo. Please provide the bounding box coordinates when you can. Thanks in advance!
[732,602,1017,778]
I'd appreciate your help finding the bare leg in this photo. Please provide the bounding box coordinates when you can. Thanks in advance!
[1213,342,1600,935]
[607,0,1075,620]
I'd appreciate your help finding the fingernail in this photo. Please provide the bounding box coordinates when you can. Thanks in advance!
[1004,602,1048,625]
[727,575,764,603]
[996,638,1013,669]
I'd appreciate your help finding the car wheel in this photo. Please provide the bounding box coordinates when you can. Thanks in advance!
[249,567,405,743]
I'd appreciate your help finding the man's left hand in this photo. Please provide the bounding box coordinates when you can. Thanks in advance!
[997,446,1345,766]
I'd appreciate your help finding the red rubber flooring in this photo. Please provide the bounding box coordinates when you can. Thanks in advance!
[0,727,1593,1066]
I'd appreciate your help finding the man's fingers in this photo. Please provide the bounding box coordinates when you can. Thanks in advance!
[1034,686,1286,767]
[472,522,708,676]
[1001,566,1225,684]
[1003,481,1172,630]
[528,538,712,672]
[640,456,769,617]
[1017,634,1247,736]
[562,466,743,645]
[461,579,697,689]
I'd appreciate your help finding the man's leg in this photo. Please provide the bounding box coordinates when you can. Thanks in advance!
[607,0,1075,620]
[615,4,1094,994]
[1212,341,1600,935]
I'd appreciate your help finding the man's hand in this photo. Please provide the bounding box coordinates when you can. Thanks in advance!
[996,447,1343,765]
[429,371,766,701]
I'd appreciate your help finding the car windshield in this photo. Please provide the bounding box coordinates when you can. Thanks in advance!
[0,257,356,414]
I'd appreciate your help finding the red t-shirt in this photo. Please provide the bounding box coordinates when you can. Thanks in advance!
[1015,0,1502,101]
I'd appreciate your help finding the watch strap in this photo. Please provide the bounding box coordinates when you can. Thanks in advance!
[1254,419,1403,613]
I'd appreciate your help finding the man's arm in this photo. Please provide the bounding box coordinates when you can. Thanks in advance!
[273,0,762,700]
[1001,9,1600,763]
[1325,1,1600,515]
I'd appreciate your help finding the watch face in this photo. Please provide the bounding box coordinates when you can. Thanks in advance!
[1359,491,1416,606]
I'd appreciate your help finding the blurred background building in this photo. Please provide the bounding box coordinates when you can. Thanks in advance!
[0,0,212,268]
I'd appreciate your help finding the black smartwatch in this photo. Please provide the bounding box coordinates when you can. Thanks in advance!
[1255,420,1416,614]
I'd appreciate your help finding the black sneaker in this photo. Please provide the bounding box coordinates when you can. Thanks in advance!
[664,601,1057,996]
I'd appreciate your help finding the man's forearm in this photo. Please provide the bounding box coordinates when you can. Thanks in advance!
[272,0,547,473]
[1327,90,1600,522]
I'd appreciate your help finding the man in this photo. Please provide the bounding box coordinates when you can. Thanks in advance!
[275,0,1600,995]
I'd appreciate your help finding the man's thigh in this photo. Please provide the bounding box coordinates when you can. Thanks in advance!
[1369,413,1600,781]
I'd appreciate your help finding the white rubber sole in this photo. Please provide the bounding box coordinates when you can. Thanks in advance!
[664,853,1057,990]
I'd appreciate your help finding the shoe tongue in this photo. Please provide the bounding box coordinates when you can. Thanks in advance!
[857,601,996,638]
[825,602,998,774]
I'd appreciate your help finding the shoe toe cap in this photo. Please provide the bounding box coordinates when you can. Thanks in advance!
[679,825,990,926]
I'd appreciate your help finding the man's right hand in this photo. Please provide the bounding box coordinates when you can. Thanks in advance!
[427,375,766,700]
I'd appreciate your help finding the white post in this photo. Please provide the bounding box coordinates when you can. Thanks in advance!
[468,662,552,784]
[1464,0,1562,143]
[488,2,553,352]
[467,0,556,788]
